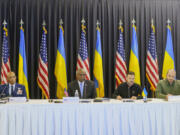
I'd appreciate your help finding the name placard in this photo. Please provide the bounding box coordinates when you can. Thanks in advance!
[63,97,79,103]
[8,97,27,103]
[168,95,180,101]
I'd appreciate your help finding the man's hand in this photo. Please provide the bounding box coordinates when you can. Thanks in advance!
[131,96,137,100]
[116,96,122,100]
[17,89,23,95]
[166,94,173,101]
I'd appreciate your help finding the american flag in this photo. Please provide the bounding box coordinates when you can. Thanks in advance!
[146,22,159,91]
[115,25,127,88]
[1,26,11,84]
[76,23,90,80]
[37,26,50,99]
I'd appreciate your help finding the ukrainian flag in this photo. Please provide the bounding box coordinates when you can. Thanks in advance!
[54,25,67,99]
[18,26,29,98]
[142,87,148,97]
[162,24,175,79]
[129,21,141,85]
[93,25,104,97]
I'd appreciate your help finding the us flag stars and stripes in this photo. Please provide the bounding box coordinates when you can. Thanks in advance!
[76,19,90,80]
[115,21,127,88]
[1,21,11,84]
[146,20,159,91]
[37,23,50,99]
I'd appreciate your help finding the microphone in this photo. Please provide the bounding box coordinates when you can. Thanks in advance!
[84,82,87,99]
[127,87,130,98]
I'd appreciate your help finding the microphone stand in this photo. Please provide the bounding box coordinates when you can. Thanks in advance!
[84,81,87,99]
[127,87,130,98]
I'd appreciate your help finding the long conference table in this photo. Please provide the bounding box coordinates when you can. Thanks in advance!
[0,99,180,135]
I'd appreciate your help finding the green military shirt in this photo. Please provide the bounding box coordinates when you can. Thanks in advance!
[156,79,180,99]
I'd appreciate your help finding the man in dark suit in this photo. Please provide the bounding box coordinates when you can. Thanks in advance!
[113,71,142,100]
[0,72,26,97]
[68,69,97,99]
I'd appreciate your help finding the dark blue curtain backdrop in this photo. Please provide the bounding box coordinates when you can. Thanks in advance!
[0,0,180,98]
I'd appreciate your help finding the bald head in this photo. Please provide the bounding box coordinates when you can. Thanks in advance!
[76,69,86,82]
[166,69,176,84]
[7,72,16,85]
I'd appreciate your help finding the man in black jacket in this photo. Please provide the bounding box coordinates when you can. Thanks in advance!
[113,71,142,100]
[68,69,97,99]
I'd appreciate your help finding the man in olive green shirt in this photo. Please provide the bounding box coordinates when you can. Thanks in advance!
[156,69,180,100]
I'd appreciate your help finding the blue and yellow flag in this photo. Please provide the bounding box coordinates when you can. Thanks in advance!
[93,25,104,97]
[54,25,67,99]
[18,26,29,98]
[142,87,148,97]
[162,24,175,79]
[129,21,141,85]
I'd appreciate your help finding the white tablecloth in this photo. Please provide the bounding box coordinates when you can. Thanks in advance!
[0,99,180,135]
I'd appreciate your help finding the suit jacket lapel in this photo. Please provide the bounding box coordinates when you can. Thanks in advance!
[5,84,9,96]
[83,80,87,98]
[14,84,17,91]
[14,84,17,93]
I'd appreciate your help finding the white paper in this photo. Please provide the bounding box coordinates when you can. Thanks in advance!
[8,97,27,103]
[168,95,180,101]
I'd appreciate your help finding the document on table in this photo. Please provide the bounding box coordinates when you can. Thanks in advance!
[168,95,180,101]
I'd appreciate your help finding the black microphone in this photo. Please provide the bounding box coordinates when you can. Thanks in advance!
[84,82,87,99]
[0,85,8,99]
[127,87,130,98]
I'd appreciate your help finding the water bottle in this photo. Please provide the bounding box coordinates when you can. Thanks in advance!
[143,96,147,102]
[75,90,79,97]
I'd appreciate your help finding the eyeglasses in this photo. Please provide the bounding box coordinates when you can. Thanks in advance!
[79,74,86,76]
[8,76,16,79]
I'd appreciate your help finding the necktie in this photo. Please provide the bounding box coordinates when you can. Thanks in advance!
[9,85,13,96]
[80,83,83,97]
